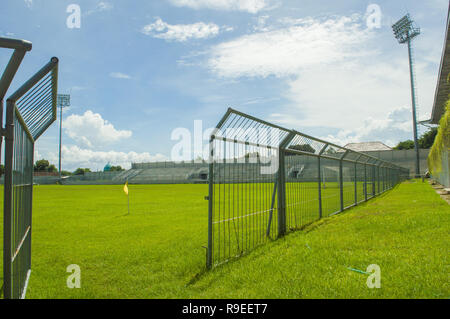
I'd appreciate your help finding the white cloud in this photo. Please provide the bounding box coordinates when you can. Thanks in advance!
[85,1,113,15]
[201,13,437,147]
[208,15,373,78]
[110,72,132,79]
[142,18,220,42]
[0,31,15,37]
[253,15,270,31]
[168,0,275,14]
[63,111,132,148]
[24,0,32,8]
[264,58,436,146]
[314,107,414,147]
[59,146,167,170]
[97,1,113,11]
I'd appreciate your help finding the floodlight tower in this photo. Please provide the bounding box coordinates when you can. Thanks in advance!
[57,94,70,178]
[392,14,421,177]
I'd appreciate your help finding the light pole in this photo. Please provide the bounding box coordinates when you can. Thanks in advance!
[57,94,70,178]
[392,14,421,178]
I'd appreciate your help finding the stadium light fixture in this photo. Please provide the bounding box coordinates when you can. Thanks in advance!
[57,94,70,178]
[392,14,421,177]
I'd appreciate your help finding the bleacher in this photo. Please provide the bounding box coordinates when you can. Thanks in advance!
[25,149,415,185]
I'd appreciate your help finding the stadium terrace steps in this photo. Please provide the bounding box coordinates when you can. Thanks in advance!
[45,161,373,185]
[112,169,143,182]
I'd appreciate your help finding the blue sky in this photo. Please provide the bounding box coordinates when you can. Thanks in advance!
[0,0,448,171]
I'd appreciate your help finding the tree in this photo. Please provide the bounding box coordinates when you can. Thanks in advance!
[0,164,4,177]
[394,128,438,150]
[73,168,91,175]
[419,127,438,149]
[34,159,50,171]
[394,140,415,150]
[33,159,59,173]
[109,165,125,172]
[61,170,73,176]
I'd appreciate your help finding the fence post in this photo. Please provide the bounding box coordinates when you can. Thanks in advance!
[364,162,368,201]
[317,144,328,219]
[354,161,357,205]
[377,163,381,194]
[339,150,349,212]
[277,132,295,237]
[354,155,361,205]
[3,100,15,299]
[207,136,214,269]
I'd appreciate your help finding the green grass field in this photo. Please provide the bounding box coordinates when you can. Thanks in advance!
[0,180,449,298]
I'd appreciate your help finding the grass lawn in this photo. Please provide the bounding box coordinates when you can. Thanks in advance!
[0,180,448,298]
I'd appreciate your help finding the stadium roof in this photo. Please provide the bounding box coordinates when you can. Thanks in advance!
[344,142,392,152]
[431,3,450,124]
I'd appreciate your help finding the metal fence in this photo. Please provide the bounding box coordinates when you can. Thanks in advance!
[207,108,409,268]
[1,37,59,299]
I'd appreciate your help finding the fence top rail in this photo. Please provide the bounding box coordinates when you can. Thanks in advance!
[7,57,58,102]
[0,37,32,51]
[212,107,292,149]
[0,37,33,104]
[6,57,59,141]
[212,108,409,172]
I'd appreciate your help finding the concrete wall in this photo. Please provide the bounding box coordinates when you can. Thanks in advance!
[361,149,429,177]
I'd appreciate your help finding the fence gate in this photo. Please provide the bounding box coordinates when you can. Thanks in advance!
[1,37,59,299]
[207,108,409,268]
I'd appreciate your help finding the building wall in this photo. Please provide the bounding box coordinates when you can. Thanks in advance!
[362,149,429,177]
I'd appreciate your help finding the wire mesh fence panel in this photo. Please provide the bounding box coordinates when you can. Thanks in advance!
[381,167,386,192]
[207,108,287,267]
[209,140,279,266]
[319,157,341,217]
[342,161,356,209]
[207,108,410,268]
[356,163,366,203]
[8,117,33,299]
[285,153,320,230]
[3,57,58,299]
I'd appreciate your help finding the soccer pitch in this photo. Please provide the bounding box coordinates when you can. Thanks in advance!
[0,184,210,298]
[0,181,448,298]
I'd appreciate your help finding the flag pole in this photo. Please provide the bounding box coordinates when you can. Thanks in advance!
[124,179,130,215]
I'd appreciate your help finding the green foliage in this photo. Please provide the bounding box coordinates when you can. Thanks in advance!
[0,164,4,176]
[428,103,450,174]
[34,159,57,172]
[73,168,91,175]
[109,165,125,172]
[394,127,438,150]
[394,140,415,150]
[419,127,438,149]
[34,159,50,171]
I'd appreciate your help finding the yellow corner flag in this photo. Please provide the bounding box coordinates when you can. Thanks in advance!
[123,181,129,196]
[124,181,130,215]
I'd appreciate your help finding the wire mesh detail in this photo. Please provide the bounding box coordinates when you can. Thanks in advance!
[15,70,57,140]
[3,57,58,299]
[207,108,409,268]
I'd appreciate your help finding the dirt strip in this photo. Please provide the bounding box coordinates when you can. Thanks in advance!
[430,180,450,204]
